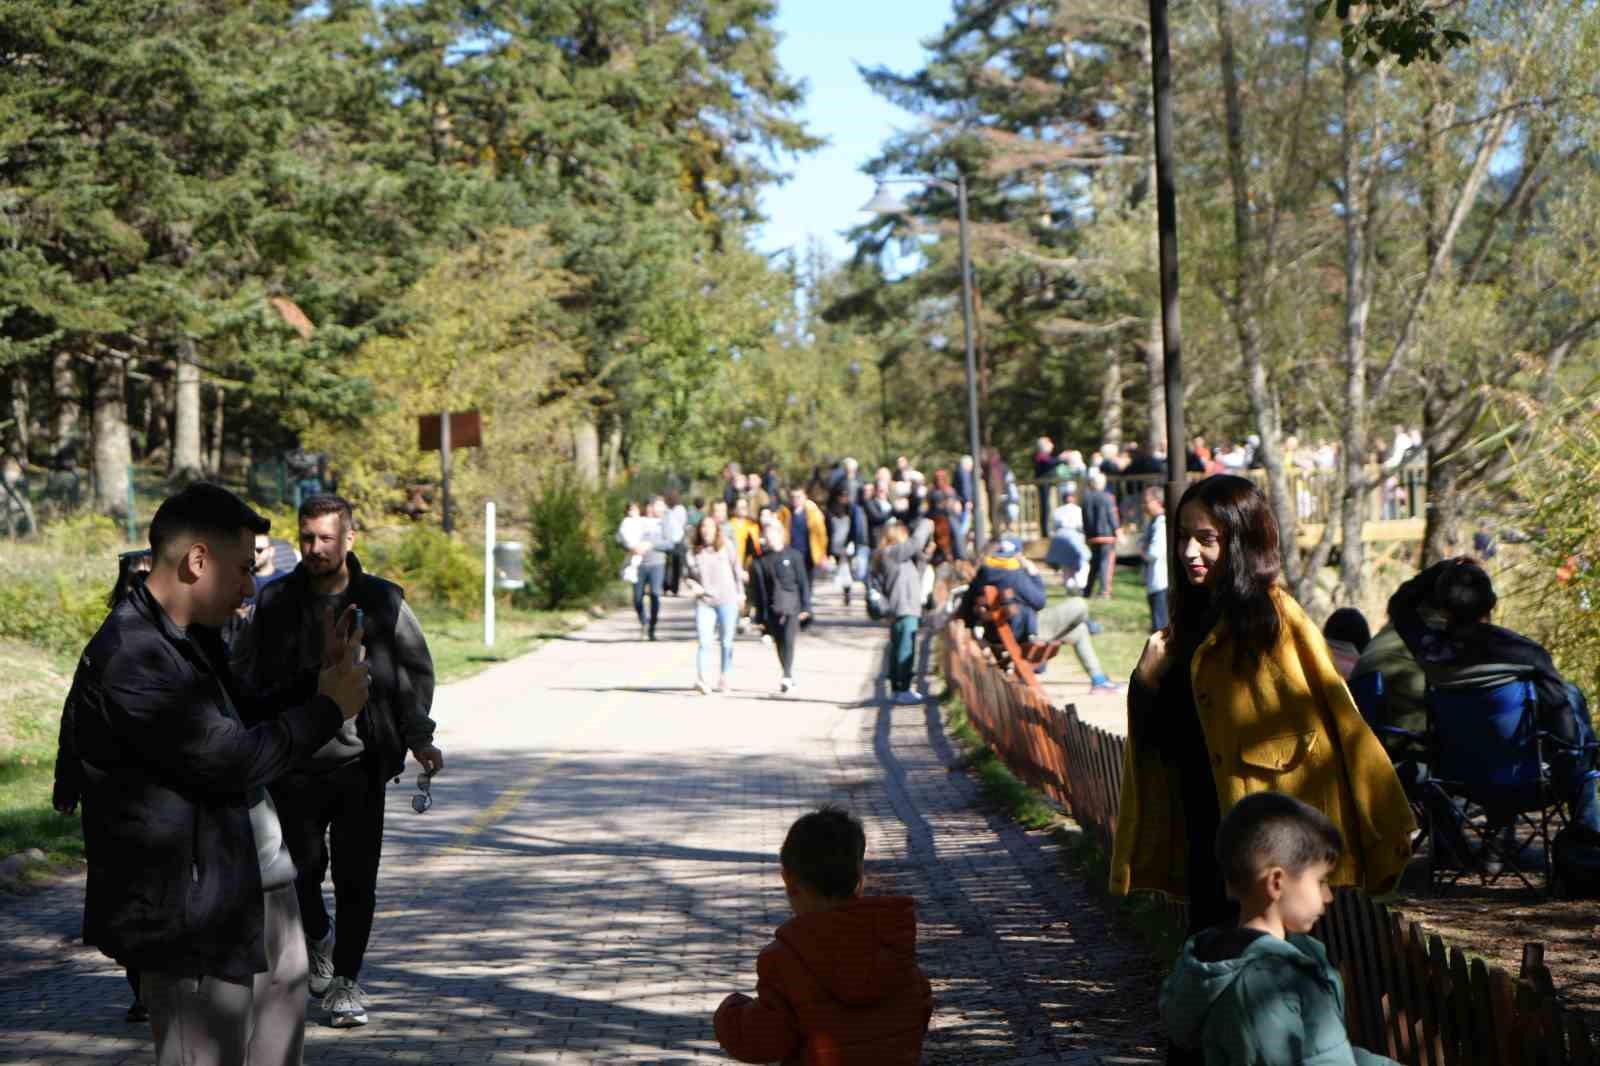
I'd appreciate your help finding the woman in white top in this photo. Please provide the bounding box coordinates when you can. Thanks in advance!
[683,514,745,694]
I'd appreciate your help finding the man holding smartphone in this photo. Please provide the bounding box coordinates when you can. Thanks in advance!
[67,483,370,1066]
[234,494,441,1030]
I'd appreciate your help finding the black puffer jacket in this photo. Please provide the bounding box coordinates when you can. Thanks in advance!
[69,583,344,980]
[237,552,435,782]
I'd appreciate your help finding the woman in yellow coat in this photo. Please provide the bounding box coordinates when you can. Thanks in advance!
[1111,475,1415,938]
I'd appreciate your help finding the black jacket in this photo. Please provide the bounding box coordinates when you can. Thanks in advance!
[67,583,345,980]
[1083,490,1120,540]
[749,547,812,629]
[236,552,435,782]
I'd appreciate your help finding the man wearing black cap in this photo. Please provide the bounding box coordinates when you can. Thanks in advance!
[65,482,370,1066]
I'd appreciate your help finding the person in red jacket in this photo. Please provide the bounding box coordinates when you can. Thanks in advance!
[714,806,932,1065]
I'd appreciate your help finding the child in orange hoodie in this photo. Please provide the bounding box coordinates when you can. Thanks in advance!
[714,806,932,1065]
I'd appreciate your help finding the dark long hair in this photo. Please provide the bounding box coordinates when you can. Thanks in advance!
[1170,475,1282,674]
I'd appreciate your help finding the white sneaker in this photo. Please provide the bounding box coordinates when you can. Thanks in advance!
[779,677,794,694]
[322,976,369,1028]
[896,689,924,704]
[695,678,711,695]
[306,924,335,998]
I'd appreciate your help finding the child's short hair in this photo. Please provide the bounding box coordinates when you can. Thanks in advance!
[780,805,866,900]
[1214,791,1342,897]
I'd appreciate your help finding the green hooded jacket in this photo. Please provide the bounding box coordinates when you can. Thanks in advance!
[1160,928,1399,1066]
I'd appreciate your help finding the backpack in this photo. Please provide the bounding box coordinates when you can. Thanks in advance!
[865,565,887,622]
[1551,822,1600,899]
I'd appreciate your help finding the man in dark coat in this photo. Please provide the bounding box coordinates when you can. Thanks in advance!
[1081,469,1121,599]
[66,482,369,1066]
[234,494,440,1029]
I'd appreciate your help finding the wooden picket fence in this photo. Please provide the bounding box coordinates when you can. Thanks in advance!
[939,618,1598,1065]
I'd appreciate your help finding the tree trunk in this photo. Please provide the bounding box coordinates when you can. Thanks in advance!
[603,419,624,485]
[52,350,81,464]
[1215,0,1299,581]
[1099,347,1122,448]
[1142,318,1164,452]
[206,383,224,475]
[5,369,29,460]
[572,411,601,488]
[143,372,170,464]
[91,353,134,519]
[171,340,204,483]
[1337,51,1373,607]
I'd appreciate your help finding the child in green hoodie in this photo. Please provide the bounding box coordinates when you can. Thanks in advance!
[1160,791,1400,1066]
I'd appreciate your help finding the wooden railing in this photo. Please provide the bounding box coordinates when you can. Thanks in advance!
[1005,464,1429,543]
[939,617,1598,1065]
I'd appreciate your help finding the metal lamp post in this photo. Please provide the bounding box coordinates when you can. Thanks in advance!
[861,176,985,552]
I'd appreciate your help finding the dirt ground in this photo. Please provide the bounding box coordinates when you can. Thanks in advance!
[1392,880,1600,1039]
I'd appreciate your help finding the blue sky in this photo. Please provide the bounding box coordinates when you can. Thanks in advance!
[752,2,951,267]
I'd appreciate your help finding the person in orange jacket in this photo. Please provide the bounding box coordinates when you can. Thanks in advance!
[714,806,932,1066]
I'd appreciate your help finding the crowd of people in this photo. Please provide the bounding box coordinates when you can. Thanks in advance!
[43,455,1597,1066]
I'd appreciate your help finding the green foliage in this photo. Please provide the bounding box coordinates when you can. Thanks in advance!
[38,513,124,557]
[366,526,484,616]
[0,576,106,658]
[526,476,615,610]
[1315,0,1472,65]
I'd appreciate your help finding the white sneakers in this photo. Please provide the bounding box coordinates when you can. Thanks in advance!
[894,689,925,704]
[322,976,369,1028]
[306,925,335,998]
[779,676,795,694]
[695,678,712,695]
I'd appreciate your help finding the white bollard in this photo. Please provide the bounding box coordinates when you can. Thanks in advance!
[484,501,496,647]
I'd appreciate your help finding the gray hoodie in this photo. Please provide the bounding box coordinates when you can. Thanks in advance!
[875,519,934,619]
[1161,928,1398,1066]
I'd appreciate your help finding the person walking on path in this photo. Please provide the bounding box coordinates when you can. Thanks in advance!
[1083,469,1120,599]
[862,481,894,551]
[875,518,935,703]
[749,523,812,694]
[1110,475,1415,1053]
[620,497,670,640]
[1140,487,1170,632]
[826,486,865,607]
[662,490,690,596]
[235,494,443,1030]
[778,486,828,586]
[684,514,746,695]
[1045,481,1091,593]
[66,482,370,1066]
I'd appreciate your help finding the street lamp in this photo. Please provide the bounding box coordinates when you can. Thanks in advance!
[861,175,985,553]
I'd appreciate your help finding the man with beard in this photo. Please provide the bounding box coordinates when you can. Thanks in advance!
[234,495,442,1029]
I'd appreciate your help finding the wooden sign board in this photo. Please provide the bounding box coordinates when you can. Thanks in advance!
[418,411,482,452]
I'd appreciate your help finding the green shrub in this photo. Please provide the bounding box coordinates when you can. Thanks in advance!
[371,525,484,615]
[39,512,125,556]
[526,476,614,609]
[0,576,107,657]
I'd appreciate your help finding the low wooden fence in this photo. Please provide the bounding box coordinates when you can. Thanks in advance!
[939,618,1598,1066]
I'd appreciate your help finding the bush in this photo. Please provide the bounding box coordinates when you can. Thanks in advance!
[0,575,107,657]
[39,512,124,556]
[527,476,615,609]
[367,525,484,615]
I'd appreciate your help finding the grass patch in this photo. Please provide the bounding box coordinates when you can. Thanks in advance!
[941,692,1062,831]
[1042,559,1150,683]
[418,594,620,685]
[0,640,86,868]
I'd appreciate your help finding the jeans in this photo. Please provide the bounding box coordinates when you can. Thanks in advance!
[272,761,384,980]
[1088,542,1115,596]
[1034,597,1106,682]
[889,616,919,692]
[695,601,739,680]
[633,563,664,630]
[1148,589,1170,632]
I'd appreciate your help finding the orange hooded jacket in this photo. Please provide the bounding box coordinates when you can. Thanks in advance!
[714,895,932,1066]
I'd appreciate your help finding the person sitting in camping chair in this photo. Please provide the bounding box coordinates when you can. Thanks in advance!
[957,539,1058,672]
[1388,559,1600,872]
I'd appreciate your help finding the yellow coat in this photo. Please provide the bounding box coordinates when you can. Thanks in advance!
[1110,587,1416,899]
[776,500,829,568]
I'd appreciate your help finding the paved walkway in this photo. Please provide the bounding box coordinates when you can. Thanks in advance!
[1,589,1163,1064]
